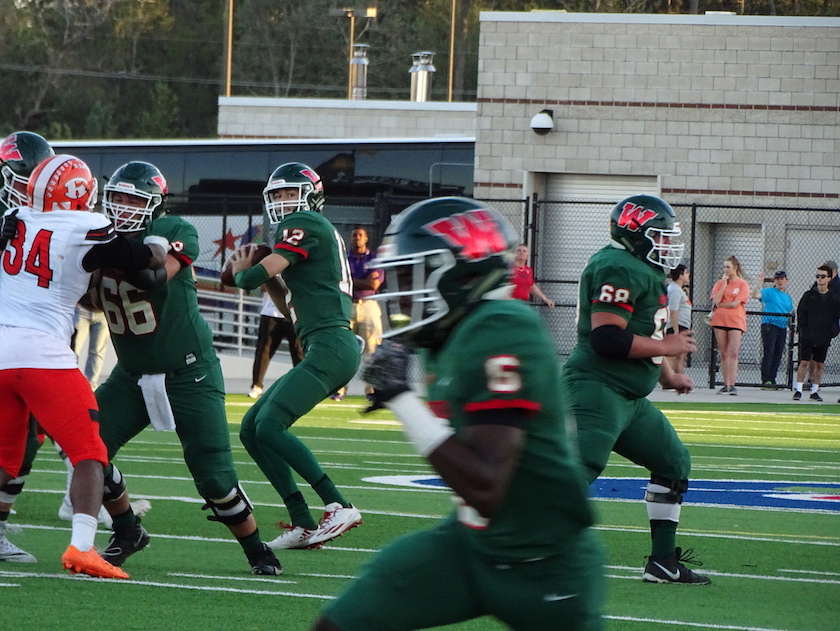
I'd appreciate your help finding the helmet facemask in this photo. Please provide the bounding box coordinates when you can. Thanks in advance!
[373,246,456,341]
[1,164,29,210]
[645,223,684,270]
[263,182,315,224]
[104,186,163,233]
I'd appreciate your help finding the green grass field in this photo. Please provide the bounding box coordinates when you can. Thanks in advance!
[4,396,839,631]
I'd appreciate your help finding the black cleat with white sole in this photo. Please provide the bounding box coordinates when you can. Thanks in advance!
[247,543,283,576]
[643,547,711,584]
[101,520,150,567]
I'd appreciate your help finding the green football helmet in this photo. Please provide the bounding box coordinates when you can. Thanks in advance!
[370,196,518,348]
[103,161,168,233]
[609,194,684,270]
[0,131,55,210]
[263,162,324,224]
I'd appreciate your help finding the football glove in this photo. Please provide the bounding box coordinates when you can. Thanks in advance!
[362,339,412,413]
[0,209,19,248]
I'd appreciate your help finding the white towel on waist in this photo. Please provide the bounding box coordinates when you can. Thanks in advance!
[138,374,176,431]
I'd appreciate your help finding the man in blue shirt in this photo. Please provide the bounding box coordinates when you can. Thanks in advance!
[752,270,794,388]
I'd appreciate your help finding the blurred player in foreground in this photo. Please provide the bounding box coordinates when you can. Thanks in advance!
[312,197,605,631]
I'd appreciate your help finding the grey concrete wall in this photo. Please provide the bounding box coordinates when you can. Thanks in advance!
[217,97,476,140]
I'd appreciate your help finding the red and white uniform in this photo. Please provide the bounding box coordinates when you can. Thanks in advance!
[0,207,114,475]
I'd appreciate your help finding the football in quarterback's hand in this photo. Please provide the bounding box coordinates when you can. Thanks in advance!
[220,244,272,287]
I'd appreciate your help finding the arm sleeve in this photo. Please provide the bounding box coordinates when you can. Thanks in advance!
[81,236,153,272]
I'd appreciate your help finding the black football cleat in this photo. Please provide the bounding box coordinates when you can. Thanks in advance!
[643,547,711,585]
[101,520,150,567]
[248,543,283,576]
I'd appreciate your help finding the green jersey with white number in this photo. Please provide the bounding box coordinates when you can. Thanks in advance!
[423,299,594,561]
[271,210,352,342]
[99,215,215,374]
[564,245,669,398]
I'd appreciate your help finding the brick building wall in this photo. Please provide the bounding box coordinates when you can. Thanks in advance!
[474,12,840,206]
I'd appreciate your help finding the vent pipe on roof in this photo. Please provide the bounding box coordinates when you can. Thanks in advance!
[409,52,435,102]
[349,44,369,100]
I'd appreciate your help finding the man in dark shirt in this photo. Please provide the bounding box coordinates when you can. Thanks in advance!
[793,265,840,402]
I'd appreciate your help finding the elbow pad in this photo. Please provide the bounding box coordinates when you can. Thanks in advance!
[123,267,168,291]
[590,324,633,359]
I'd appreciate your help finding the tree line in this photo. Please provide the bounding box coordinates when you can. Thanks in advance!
[1,0,835,140]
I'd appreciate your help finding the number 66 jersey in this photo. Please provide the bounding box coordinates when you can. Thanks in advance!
[97,213,212,375]
[0,207,115,369]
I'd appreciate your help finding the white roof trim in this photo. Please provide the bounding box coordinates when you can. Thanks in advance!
[480,11,840,27]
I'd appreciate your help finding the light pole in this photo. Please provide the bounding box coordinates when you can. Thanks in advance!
[448,0,456,102]
[225,0,233,97]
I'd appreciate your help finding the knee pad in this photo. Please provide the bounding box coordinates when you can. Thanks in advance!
[645,475,688,505]
[0,476,26,504]
[103,464,127,503]
[201,484,253,526]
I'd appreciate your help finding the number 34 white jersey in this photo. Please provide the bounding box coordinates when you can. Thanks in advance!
[0,207,115,369]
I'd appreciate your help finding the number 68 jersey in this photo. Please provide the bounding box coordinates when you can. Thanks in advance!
[0,207,115,369]
[565,244,669,398]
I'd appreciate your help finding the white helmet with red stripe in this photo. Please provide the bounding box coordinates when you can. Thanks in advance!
[26,154,98,213]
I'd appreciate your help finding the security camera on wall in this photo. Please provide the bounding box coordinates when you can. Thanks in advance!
[530,109,554,135]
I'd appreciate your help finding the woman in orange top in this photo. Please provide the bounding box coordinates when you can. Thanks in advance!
[710,255,750,395]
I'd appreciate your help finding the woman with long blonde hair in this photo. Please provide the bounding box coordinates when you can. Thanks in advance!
[710,255,750,395]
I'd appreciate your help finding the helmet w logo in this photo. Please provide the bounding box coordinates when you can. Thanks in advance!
[616,202,658,232]
[424,209,507,260]
[0,136,22,162]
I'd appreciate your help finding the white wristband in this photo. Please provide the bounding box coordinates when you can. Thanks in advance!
[386,391,455,457]
[143,235,170,251]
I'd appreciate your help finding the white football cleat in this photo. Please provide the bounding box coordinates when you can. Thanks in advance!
[58,496,112,527]
[266,522,321,550]
[308,503,362,546]
[248,386,263,399]
[0,535,36,563]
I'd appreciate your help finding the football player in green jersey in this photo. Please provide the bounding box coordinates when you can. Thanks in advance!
[561,194,711,585]
[312,197,605,631]
[92,161,282,576]
[230,162,362,550]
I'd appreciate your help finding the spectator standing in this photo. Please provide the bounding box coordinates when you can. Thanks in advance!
[710,255,750,395]
[810,260,840,293]
[511,243,555,308]
[792,265,840,402]
[666,264,691,373]
[332,226,381,401]
[249,290,303,399]
[752,270,794,389]
[72,293,110,389]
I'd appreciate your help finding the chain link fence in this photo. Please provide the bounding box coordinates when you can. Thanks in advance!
[176,193,840,390]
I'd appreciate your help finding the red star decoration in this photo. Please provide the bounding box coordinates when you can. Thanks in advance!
[213,229,245,258]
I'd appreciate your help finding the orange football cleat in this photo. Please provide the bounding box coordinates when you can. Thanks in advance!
[61,545,129,580]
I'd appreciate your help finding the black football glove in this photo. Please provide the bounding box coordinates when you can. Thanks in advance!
[0,209,19,249]
[362,339,412,413]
